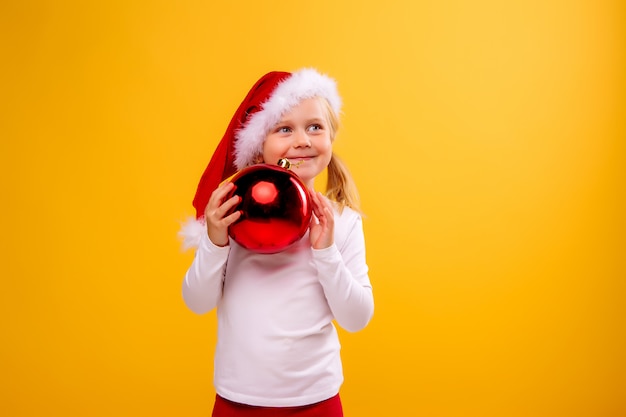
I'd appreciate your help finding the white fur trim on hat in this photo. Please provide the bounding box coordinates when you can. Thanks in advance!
[233,68,342,170]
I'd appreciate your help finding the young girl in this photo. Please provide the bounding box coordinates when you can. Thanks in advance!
[180,68,374,416]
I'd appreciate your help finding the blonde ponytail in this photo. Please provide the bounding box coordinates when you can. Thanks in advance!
[326,153,361,214]
[316,96,362,214]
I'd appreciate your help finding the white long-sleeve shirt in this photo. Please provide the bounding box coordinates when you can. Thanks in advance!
[182,206,374,407]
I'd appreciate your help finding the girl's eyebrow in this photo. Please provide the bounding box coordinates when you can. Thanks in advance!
[276,117,325,125]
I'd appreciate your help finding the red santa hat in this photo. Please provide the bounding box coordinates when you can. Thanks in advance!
[180,68,342,249]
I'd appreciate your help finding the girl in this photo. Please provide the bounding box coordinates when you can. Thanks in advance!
[180,68,374,416]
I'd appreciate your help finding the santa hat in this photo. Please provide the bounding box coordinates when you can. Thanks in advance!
[179,68,342,250]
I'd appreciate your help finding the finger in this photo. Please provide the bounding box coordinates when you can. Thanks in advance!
[310,191,324,219]
[208,182,237,208]
[215,195,241,218]
[322,206,334,228]
[206,185,239,219]
[312,193,330,221]
[318,193,335,218]
[222,209,242,226]
[316,191,329,208]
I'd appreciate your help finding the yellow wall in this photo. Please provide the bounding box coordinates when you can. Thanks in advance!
[1,1,624,416]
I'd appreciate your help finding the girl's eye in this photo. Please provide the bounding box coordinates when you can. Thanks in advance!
[276,126,291,133]
[308,124,323,132]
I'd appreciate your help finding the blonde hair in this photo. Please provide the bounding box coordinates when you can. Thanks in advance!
[318,97,362,214]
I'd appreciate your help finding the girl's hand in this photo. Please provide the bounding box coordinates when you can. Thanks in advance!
[309,191,334,250]
[204,181,242,247]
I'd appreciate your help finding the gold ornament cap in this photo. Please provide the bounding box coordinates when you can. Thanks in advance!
[277,158,292,169]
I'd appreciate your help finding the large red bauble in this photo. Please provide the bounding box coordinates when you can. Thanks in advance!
[225,162,312,254]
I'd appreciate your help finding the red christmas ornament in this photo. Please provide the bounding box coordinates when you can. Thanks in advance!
[225,159,312,254]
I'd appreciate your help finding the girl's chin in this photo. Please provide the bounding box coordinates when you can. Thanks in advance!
[288,166,311,179]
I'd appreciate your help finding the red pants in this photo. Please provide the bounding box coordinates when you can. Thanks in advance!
[211,394,343,417]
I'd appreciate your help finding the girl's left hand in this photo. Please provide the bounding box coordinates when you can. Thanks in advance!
[309,191,334,249]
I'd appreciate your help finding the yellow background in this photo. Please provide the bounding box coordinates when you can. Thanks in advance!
[1,1,624,416]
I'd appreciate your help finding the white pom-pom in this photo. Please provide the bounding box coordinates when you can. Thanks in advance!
[178,217,206,251]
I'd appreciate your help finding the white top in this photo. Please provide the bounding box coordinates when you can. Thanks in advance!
[182,206,374,407]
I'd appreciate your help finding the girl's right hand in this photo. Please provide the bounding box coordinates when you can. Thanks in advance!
[204,181,242,247]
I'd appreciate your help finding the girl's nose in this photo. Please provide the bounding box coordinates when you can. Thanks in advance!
[293,130,311,147]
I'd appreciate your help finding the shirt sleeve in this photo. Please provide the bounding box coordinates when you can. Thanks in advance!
[182,232,230,314]
[312,213,374,332]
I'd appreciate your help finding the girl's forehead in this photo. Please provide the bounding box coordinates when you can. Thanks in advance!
[278,98,325,120]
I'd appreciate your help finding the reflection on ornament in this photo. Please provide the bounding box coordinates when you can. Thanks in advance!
[225,159,312,254]
[250,181,278,205]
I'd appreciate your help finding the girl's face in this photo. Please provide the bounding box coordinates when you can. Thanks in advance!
[262,97,333,189]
